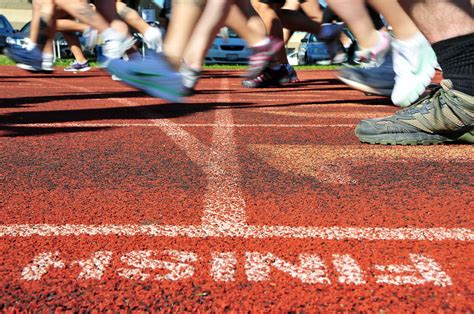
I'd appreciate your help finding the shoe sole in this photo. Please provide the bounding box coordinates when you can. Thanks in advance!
[64,67,91,72]
[338,76,392,97]
[356,129,474,145]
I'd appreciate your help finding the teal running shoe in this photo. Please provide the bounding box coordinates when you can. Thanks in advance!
[107,53,184,103]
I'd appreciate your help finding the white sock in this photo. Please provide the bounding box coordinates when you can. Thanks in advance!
[252,37,271,48]
[42,53,54,62]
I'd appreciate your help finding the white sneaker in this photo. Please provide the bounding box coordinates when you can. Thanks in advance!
[101,36,136,66]
[143,27,163,53]
[391,32,437,107]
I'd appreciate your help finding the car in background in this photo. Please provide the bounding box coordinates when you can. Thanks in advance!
[297,33,330,65]
[0,14,25,52]
[205,28,250,64]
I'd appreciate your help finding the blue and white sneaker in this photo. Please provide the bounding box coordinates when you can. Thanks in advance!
[106,53,184,103]
[6,46,43,71]
[337,51,395,97]
[64,60,91,72]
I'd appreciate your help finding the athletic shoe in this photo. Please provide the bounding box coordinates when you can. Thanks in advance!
[6,46,43,71]
[100,36,136,66]
[355,80,474,145]
[281,64,299,84]
[242,66,286,88]
[245,36,284,78]
[180,63,202,96]
[17,55,54,73]
[391,32,437,107]
[143,27,163,53]
[337,51,395,97]
[64,60,91,72]
[82,27,99,49]
[106,52,184,103]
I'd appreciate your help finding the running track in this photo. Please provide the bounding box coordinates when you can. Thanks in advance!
[0,66,473,311]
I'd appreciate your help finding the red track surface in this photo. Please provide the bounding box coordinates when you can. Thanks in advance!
[0,66,473,311]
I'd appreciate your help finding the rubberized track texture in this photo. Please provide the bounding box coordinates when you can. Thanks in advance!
[0,66,473,311]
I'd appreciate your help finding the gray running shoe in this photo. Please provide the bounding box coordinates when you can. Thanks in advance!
[355,80,474,145]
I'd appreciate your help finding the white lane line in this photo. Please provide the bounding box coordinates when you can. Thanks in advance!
[5,123,356,128]
[1,224,472,240]
[202,78,247,232]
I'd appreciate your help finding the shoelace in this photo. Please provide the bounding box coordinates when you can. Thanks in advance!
[399,85,445,116]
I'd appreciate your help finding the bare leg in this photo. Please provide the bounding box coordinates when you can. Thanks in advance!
[56,19,89,33]
[326,0,378,49]
[251,0,288,64]
[116,2,150,35]
[226,2,265,47]
[400,0,474,95]
[399,0,474,43]
[164,0,206,69]
[62,32,88,63]
[182,0,234,68]
[367,0,419,40]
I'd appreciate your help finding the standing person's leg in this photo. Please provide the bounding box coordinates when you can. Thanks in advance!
[355,0,473,145]
[400,0,474,96]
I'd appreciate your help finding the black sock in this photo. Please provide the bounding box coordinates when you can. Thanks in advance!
[432,33,474,96]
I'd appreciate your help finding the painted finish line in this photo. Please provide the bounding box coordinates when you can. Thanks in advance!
[1,224,473,241]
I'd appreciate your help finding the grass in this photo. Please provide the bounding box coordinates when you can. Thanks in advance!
[0,54,341,70]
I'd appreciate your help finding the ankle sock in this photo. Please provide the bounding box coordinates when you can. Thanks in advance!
[432,33,474,96]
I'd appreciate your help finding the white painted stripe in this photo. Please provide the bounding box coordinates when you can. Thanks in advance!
[245,252,330,284]
[5,123,355,128]
[73,251,113,280]
[374,254,452,286]
[211,252,237,282]
[1,224,472,241]
[202,78,247,231]
[117,250,197,281]
[21,251,65,281]
[332,254,366,284]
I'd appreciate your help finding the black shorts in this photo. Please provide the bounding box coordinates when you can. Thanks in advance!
[259,0,286,6]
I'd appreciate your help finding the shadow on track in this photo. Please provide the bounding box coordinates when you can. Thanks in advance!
[0,101,253,137]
